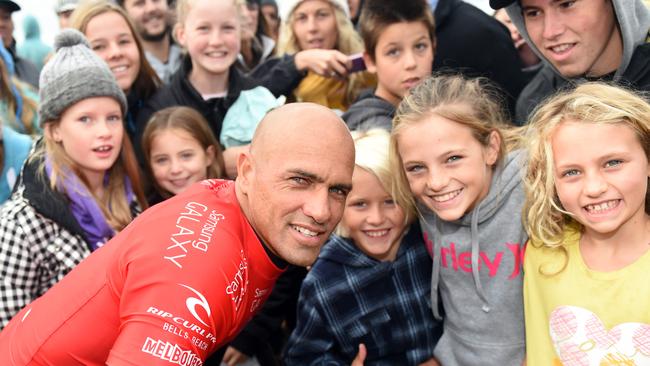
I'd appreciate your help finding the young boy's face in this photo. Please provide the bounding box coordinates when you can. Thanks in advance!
[365,21,433,106]
[342,166,406,262]
[521,0,621,78]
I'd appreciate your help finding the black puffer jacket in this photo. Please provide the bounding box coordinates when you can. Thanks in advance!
[134,57,261,153]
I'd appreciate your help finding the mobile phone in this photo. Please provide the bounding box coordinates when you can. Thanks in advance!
[348,53,366,73]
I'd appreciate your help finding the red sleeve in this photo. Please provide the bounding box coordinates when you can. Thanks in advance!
[105,184,244,365]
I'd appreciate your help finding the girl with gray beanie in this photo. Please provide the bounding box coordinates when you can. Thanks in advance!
[0,29,148,328]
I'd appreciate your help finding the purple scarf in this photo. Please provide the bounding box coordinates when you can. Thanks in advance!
[45,157,134,251]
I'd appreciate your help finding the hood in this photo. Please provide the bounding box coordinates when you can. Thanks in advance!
[505,0,650,80]
[341,92,395,131]
[421,149,526,319]
[319,222,422,268]
[23,15,41,39]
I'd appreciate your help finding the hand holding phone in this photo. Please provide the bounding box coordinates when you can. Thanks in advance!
[348,53,366,73]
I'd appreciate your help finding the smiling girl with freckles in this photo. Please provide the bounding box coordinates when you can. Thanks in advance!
[523,83,650,366]
[390,74,528,366]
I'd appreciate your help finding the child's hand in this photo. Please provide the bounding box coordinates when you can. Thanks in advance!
[222,346,248,366]
[351,343,367,366]
[294,49,350,79]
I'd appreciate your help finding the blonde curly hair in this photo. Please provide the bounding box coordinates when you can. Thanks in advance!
[523,82,650,273]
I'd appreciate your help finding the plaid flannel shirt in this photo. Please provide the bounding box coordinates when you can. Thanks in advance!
[285,223,442,365]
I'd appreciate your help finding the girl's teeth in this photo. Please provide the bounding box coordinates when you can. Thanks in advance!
[433,189,461,202]
[586,200,618,213]
[292,225,317,237]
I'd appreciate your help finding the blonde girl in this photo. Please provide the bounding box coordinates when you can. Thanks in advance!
[523,83,650,366]
[141,106,226,204]
[137,0,281,178]
[276,0,376,112]
[0,29,147,328]
[390,74,527,366]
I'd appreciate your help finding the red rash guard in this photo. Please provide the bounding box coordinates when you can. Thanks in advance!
[0,180,285,366]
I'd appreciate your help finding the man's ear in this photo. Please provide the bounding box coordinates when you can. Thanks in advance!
[236,151,254,194]
[362,51,376,74]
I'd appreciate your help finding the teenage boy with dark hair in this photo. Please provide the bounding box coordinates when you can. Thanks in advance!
[341,0,435,131]
[491,0,650,123]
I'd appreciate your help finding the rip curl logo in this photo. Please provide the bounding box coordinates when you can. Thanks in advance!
[141,337,203,366]
[179,284,211,327]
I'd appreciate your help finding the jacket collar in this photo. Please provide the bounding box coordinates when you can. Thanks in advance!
[173,55,257,107]
[20,149,88,242]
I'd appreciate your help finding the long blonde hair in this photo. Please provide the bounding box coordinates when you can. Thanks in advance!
[33,105,148,233]
[276,1,361,55]
[389,74,519,213]
[276,0,374,106]
[523,82,650,273]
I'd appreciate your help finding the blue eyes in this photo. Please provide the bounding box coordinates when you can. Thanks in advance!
[605,159,623,168]
[561,169,579,178]
[561,160,625,178]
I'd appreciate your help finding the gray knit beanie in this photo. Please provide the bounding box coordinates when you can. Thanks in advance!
[39,29,127,126]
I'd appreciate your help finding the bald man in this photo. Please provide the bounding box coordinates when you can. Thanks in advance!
[0,103,355,366]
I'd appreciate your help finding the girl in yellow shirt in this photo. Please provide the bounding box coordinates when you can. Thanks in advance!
[523,83,650,366]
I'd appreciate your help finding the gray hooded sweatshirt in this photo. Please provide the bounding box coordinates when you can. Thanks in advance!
[419,150,527,366]
[505,0,650,123]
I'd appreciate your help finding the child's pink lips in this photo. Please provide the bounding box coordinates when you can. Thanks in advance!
[402,77,421,87]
